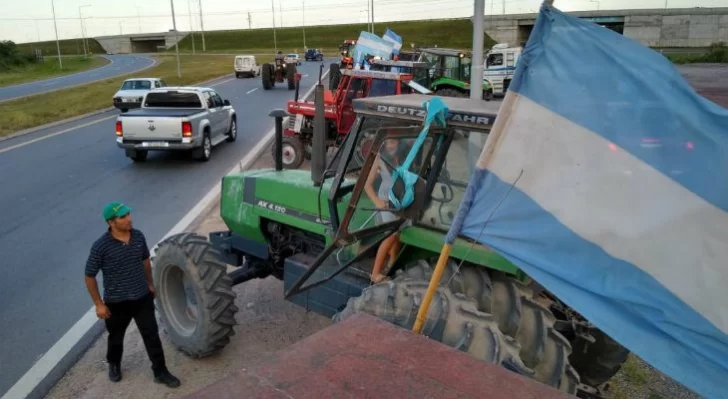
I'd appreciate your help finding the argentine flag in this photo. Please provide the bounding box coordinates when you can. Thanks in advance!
[445,3,728,398]
[382,28,403,56]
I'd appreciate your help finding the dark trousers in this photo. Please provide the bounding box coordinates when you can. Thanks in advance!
[105,293,167,374]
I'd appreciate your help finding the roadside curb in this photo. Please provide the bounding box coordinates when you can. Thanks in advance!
[0,56,159,105]
[0,70,328,399]
[0,72,234,144]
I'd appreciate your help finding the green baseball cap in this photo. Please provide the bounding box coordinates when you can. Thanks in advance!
[103,201,132,221]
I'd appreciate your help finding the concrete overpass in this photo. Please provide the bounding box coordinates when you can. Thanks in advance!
[95,31,187,54]
[479,7,728,48]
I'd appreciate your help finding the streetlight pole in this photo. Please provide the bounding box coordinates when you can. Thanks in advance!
[271,0,277,53]
[51,0,62,69]
[137,7,142,33]
[302,1,306,49]
[170,0,182,78]
[198,0,206,51]
[370,0,374,33]
[470,0,484,101]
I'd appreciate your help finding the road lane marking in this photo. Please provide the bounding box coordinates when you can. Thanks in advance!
[209,77,235,87]
[0,115,116,155]
[246,88,258,94]
[41,82,55,87]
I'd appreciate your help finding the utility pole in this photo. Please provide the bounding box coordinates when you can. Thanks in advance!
[502,0,505,14]
[119,22,123,35]
[198,0,206,51]
[367,1,371,33]
[279,2,283,28]
[51,0,62,69]
[370,0,374,33]
[302,1,306,49]
[248,12,252,29]
[78,5,90,58]
[271,0,277,53]
[137,6,142,33]
[170,0,182,78]
[471,0,484,101]
[188,0,196,54]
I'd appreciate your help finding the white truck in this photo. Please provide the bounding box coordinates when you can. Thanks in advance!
[115,87,237,163]
[113,78,167,112]
[234,55,261,78]
[482,43,522,96]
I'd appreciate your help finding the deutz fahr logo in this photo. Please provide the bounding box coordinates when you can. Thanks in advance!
[375,105,491,125]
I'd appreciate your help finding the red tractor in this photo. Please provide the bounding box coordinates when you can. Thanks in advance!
[277,68,427,169]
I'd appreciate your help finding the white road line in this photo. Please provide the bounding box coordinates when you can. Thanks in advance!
[303,74,309,77]
[41,82,55,87]
[1,70,329,399]
[0,115,117,155]
[210,77,235,87]
[246,88,258,94]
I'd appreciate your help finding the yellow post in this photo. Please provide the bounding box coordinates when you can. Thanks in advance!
[412,243,452,334]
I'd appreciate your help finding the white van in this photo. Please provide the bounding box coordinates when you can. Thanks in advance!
[482,43,522,95]
[234,55,261,78]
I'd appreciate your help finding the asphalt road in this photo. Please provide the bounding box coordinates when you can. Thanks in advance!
[0,55,155,103]
[0,59,330,396]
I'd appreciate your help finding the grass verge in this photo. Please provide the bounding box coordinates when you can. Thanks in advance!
[0,56,109,88]
[16,39,105,56]
[173,18,496,54]
[0,54,244,137]
[666,43,728,64]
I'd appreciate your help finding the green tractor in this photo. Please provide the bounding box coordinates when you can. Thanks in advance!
[152,93,628,397]
[418,48,494,101]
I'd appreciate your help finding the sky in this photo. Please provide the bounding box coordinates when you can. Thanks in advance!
[0,0,725,43]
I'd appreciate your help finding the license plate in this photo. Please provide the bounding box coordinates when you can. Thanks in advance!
[141,141,169,148]
[123,98,136,103]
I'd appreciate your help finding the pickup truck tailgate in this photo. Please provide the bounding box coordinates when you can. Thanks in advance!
[120,109,203,141]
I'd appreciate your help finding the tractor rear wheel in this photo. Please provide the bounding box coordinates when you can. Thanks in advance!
[340,259,580,395]
[152,233,238,358]
[329,63,341,91]
[262,64,273,90]
[435,87,468,98]
[286,64,297,90]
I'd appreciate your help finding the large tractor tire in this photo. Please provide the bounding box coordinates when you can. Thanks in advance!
[569,329,630,387]
[435,87,468,98]
[262,64,273,90]
[271,136,305,169]
[329,63,341,91]
[334,279,532,379]
[152,233,238,358]
[362,259,581,394]
[286,64,297,90]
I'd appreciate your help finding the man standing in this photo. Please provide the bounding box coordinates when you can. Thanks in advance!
[84,202,180,388]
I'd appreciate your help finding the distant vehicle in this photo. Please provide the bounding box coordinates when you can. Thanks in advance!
[305,48,324,61]
[234,55,261,78]
[284,53,302,65]
[115,87,237,163]
[482,43,522,96]
[113,78,166,113]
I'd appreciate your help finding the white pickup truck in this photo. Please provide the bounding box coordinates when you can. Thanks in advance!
[115,87,237,163]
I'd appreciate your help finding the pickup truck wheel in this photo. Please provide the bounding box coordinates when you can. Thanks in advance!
[193,134,212,162]
[226,119,237,143]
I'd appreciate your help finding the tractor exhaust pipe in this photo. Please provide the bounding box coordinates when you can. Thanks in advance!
[269,109,288,171]
[311,79,326,186]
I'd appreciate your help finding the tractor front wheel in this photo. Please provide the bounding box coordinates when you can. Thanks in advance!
[152,233,238,358]
[286,64,297,90]
[271,136,305,169]
[262,64,273,90]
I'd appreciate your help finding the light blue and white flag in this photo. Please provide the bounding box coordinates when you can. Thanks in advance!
[382,28,403,55]
[445,3,728,398]
[350,31,393,67]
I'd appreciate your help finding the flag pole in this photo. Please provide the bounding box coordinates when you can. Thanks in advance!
[413,0,552,335]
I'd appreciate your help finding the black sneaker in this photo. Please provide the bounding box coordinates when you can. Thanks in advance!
[108,363,121,382]
[154,369,181,388]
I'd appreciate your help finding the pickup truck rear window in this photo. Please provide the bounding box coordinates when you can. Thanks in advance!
[144,92,202,108]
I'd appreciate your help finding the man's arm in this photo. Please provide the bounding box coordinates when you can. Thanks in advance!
[85,276,104,306]
[140,232,156,296]
[85,245,111,319]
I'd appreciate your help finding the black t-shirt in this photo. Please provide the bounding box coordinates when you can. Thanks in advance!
[85,229,150,303]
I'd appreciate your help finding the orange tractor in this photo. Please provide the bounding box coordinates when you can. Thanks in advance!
[277,67,430,169]
[328,39,357,91]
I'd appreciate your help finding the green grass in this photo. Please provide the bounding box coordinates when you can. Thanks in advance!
[666,42,728,64]
[0,56,109,87]
[16,39,105,56]
[0,54,245,137]
[174,18,496,54]
[621,356,649,386]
